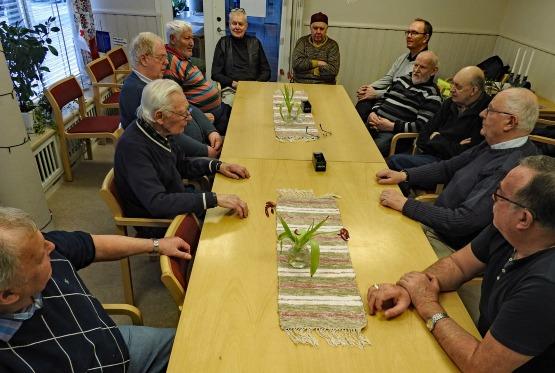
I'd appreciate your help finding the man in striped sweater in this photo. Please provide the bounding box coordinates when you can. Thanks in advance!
[164,20,230,135]
[367,51,442,156]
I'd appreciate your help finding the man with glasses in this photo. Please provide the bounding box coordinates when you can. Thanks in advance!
[211,8,270,90]
[119,32,222,158]
[355,18,432,122]
[376,88,538,257]
[115,79,250,238]
[368,155,555,372]
[291,12,340,84]
[388,66,490,171]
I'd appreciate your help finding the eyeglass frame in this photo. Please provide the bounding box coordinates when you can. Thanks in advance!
[148,52,168,64]
[484,105,515,118]
[404,30,427,37]
[492,187,536,219]
[166,107,193,119]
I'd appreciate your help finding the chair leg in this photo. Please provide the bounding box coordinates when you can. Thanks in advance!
[120,257,135,306]
[59,136,73,182]
[85,139,93,160]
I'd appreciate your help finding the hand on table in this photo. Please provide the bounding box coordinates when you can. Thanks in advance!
[216,194,249,218]
[398,271,441,318]
[219,163,250,179]
[367,283,411,319]
[158,236,192,260]
[379,189,407,211]
[376,169,407,185]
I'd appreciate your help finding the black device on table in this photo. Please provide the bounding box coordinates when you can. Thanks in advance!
[312,152,326,172]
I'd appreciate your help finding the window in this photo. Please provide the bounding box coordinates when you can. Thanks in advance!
[0,0,81,91]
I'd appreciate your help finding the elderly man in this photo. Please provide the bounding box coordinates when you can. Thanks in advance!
[0,206,191,372]
[291,12,340,84]
[368,155,555,372]
[115,79,249,238]
[377,88,539,256]
[119,32,222,158]
[355,18,432,122]
[164,20,229,134]
[368,50,442,156]
[211,8,270,89]
[388,66,490,171]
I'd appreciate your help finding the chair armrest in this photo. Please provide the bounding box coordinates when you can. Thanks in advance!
[114,217,173,227]
[415,193,439,203]
[389,132,418,157]
[103,303,143,325]
[92,82,124,89]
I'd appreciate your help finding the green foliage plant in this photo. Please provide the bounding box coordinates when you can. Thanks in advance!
[0,17,60,112]
[32,94,55,134]
[278,84,300,122]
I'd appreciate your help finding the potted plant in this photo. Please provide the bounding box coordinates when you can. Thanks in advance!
[278,84,300,123]
[32,94,55,134]
[0,17,59,132]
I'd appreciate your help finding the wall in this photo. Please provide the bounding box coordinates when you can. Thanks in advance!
[494,0,555,101]
[302,0,508,101]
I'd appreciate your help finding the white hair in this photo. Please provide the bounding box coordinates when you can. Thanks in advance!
[502,88,539,132]
[137,79,183,123]
[165,20,192,44]
[0,207,37,289]
[129,32,164,68]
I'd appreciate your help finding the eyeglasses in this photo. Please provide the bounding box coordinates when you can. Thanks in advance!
[405,30,427,37]
[492,188,536,219]
[230,7,246,13]
[319,123,332,137]
[150,53,167,64]
[167,107,193,119]
[484,106,515,117]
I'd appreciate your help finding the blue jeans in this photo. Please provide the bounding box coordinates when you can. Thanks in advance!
[118,326,175,373]
[387,153,441,171]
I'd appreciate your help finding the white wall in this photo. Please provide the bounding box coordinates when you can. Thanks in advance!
[495,0,555,101]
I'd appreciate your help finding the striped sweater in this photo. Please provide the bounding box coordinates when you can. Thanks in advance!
[164,45,221,112]
[372,74,442,133]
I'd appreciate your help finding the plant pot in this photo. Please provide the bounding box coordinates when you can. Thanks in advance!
[288,243,310,269]
[21,110,35,134]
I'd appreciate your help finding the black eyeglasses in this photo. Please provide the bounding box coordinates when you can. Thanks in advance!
[484,106,515,117]
[492,188,536,219]
[319,123,332,137]
[167,107,193,119]
[405,30,427,36]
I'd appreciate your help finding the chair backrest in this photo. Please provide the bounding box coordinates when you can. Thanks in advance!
[44,75,84,112]
[107,46,129,70]
[160,214,201,309]
[86,56,116,83]
[100,168,125,219]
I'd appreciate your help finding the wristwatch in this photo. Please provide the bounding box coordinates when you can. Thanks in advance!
[150,239,160,255]
[426,312,449,332]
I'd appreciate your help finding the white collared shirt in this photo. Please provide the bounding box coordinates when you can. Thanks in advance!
[133,69,152,84]
[490,136,528,150]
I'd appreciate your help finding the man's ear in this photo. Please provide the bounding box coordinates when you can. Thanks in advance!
[154,110,165,126]
[169,34,176,45]
[516,209,534,230]
[0,289,20,306]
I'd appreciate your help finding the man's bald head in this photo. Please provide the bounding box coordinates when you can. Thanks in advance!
[451,66,485,106]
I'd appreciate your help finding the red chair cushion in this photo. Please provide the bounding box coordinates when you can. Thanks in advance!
[103,92,120,104]
[169,215,201,291]
[67,115,120,134]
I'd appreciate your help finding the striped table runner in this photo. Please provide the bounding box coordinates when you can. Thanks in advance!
[276,189,369,347]
[272,90,319,142]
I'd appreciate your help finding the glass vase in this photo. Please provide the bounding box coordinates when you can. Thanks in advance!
[288,243,309,269]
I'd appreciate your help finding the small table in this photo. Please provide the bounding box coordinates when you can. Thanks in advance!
[221,82,384,162]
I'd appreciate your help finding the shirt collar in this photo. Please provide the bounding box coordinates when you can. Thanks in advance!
[136,117,172,153]
[0,294,43,342]
[133,69,152,84]
[165,44,188,61]
[490,136,528,150]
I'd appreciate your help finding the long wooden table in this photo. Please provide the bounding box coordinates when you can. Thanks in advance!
[220,82,384,162]
[167,159,479,372]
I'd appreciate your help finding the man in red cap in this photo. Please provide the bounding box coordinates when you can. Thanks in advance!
[291,12,340,84]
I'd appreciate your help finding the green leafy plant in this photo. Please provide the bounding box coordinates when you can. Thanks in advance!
[278,84,300,122]
[32,94,55,134]
[0,17,60,112]
[277,214,328,277]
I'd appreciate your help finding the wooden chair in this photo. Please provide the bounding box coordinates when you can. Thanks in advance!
[99,168,173,305]
[160,214,201,312]
[86,56,122,115]
[107,46,132,82]
[388,132,418,157]
[44,75,122,182]
[103,304,143,325]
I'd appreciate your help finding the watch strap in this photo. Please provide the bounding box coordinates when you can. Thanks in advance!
[150,239,160,255]
[427,312,449,332]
